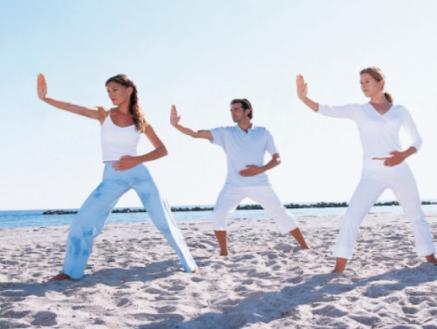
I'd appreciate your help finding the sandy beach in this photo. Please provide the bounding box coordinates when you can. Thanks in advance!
[1,214,436,328]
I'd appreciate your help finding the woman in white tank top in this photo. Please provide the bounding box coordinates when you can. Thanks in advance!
[37,73,197,280]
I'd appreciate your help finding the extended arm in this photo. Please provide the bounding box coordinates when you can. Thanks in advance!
[170,105,213,141]
[296,74,320,112]
[37,73,106,123]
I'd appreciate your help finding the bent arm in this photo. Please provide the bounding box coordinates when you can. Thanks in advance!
[239,153,281,177]
[402,107,422,152]
[139,125,168,162]
[263,153,282,172]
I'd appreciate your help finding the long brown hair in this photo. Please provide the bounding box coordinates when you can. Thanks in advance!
[105,74,148,132]
[360,67,393,104]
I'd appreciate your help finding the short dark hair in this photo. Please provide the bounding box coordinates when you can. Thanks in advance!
[230,98,253,119]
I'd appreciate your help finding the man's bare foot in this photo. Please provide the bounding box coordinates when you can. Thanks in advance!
[425,254,437,264]
[214,230,228,256]
[49,273,71,281]
[332,257,347,273]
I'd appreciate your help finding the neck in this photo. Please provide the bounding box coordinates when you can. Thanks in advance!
[370,93,388,105]
[238,119,252,131]
[116,101,131,115]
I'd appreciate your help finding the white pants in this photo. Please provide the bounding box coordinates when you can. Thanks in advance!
[333,163,436,259]
[211,185,298,234]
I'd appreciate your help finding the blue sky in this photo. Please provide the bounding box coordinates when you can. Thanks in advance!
[1,0,437,210]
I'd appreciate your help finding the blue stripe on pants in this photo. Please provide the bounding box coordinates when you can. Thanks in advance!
[62,163,197,279]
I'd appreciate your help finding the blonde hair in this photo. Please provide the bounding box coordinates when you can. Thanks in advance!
[360,67,393,103]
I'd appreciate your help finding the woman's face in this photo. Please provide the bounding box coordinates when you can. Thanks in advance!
[360,73,384,98]
[106,81,132,106]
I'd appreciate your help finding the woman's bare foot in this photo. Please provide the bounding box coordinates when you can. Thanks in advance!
[425,254,436,264]
[49,273,71,281]
[290,228,309,249]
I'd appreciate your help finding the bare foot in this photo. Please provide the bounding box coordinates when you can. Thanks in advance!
[290,228,309,249]
[425,254,436,264]
[49,273,71,281]
[332,257,347,273]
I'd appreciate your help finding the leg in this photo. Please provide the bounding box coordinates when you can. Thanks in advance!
[133,168,197,272]
[333,175,386,273]
[249,186,308,249]
[61,178,129,279]
[211,186,245,256]
[390,166,436,262]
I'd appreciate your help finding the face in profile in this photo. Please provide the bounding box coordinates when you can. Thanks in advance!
[360,73,383,98]
[230,103,251,122]
[106,81,132,106]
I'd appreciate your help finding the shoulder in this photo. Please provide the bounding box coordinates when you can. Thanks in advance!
[212,126,233,133]
[97,107,109,123]
[254,126,269,134]
[391,104,410,116]
[253,126,271,135]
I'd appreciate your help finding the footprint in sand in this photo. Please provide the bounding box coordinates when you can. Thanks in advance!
[116,297,131,307]
[402,306,419,315]
[30,311,57,327]
[349,314,381,327]
[0,309,32,319]
[311,305,347,318]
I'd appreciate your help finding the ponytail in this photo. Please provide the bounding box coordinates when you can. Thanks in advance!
[383,92,393,104]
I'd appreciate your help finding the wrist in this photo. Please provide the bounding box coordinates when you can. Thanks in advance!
[136,155,145,164]
[400,150,409,159]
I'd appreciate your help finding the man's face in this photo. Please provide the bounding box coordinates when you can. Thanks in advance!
[230,103,250,122]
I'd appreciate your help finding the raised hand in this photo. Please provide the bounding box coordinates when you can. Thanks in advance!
[170,104,181,127]
[296,74,308,100]
[37,73,48,101]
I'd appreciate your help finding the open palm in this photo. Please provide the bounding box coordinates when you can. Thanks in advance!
[296,74,308,99]
[170,105,181,126]
[37,73,47,100]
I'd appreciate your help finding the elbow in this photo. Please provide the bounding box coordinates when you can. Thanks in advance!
[159,145,168,158]
[273,154,281,166]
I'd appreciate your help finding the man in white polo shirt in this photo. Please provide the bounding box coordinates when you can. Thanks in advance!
[170,99,309,256]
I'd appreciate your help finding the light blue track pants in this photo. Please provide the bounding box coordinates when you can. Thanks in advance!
[62,163,197,279]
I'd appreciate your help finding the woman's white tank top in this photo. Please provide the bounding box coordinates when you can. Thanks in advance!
[101,112,141,162]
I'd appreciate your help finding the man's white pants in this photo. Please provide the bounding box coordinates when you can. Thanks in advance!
[211,185,298,234]
[333,163,436,259]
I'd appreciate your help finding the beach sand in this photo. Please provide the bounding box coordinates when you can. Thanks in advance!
[1,214,436,328]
